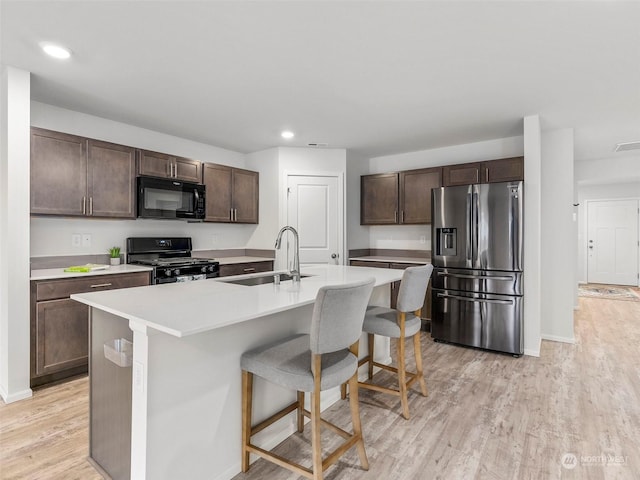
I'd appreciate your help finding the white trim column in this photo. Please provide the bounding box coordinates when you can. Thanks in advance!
[523,115,542,357]
[0,66,32,403]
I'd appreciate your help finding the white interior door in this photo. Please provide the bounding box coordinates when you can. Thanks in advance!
[587,199,639,285]
[287,175,342,266]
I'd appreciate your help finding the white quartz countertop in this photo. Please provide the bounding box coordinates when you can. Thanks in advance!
[349,256,431,265]
[71,265,403,338]
[30,264,153,281]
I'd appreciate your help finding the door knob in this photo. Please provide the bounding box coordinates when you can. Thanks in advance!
[331,253,338,259]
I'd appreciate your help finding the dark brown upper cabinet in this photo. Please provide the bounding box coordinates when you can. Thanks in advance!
[361,168,442,225]
[137,149,202,183]
[443,157,524,186]
[203,163,259,224]
[399,167,442,224]
[30,128,136,218]
[361,173,399,225]
[482,156,524,183]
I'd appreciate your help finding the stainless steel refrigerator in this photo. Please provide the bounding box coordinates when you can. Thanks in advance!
[431,181,523,355]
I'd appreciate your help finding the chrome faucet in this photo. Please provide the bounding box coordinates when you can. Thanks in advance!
[275,226,300,282]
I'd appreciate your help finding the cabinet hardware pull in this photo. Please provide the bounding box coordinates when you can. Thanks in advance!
[82,196,86,215]
[401,211,404,223]
[394,210,398,223]
[234,208,238,222]
[243,268,256,273]
[90,283,112,288]
[475,170,479,183]
[485,167,489,182]
[230,208,233,221]
[89,197,93,216]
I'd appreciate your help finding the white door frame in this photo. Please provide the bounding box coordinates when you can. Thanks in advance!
[279,170,345,270]
[585,197,640,286]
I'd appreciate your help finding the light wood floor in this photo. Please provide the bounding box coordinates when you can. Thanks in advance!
[2,296,639,480]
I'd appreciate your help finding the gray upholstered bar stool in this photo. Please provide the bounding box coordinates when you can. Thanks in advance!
[347,264,433,420]
[241,277,375,480]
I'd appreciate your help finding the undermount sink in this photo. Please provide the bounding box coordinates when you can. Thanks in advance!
[222,272,311,287]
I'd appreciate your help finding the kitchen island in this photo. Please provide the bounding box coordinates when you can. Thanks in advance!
[71,264,403,480]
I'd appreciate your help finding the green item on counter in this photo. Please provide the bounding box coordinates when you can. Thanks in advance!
[64,264,110,273]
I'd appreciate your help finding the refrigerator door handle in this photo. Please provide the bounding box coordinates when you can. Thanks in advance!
[466,192,472,261]
[472,189,479,265]
[436,272,514,281]
[437,293,514,305]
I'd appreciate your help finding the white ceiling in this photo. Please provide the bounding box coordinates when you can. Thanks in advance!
[2,1,639,162]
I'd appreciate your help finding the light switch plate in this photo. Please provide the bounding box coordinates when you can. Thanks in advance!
[71,234,82,247]
[81,234,91,247]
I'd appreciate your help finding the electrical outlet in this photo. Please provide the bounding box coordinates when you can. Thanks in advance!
[81,234,91,247]
[419,235,426,244]
[71,234,82,247]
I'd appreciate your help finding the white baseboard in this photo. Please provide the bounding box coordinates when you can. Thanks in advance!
[0,386,32,404]
[541,334,575,344]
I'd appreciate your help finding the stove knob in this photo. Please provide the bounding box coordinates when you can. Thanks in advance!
[165,270,172,277]
[201,266,208,273]
[208,265,216,272]
[174,269,180,276]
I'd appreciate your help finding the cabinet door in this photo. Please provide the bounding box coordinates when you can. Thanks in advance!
[442,162,482,186]
[137,149,173,179]
[34,298,89,376]
[203,163,233,222]
[87,140,136,218]
[361,173,399,225]
[30,128,87,216]
[174,157,202,183]
[232,168,259,224]
[399,167,442,224]
[482,157,524,183]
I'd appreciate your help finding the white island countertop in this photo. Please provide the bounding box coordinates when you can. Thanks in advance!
[71,265,403,338]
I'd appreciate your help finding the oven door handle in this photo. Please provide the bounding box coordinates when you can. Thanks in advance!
[436,293,513,305]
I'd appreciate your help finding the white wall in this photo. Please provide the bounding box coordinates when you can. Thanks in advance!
[245,148,279,249]
[540,128,575,343]
[346,150,370,250]
[367,135,524,251]
[576,182,640,283]
[0,67,32,403]
[30,102,266,255]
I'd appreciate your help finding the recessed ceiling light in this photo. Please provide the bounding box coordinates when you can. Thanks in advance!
[40,42,72,60]
[281,131,294,139]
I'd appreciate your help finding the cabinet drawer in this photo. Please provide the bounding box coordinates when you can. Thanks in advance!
[219,261,274,277]
[35,272,151,301]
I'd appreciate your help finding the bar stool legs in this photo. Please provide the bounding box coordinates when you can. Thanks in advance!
[345,311,428,420]
[241,343,369,479]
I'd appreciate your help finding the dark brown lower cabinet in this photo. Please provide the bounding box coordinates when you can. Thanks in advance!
[30,271,151,387]
[218,260,274,277]
[35,298,89,378]
[349,260,432,322]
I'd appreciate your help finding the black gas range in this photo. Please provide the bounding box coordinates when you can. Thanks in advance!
[126,237,219,284]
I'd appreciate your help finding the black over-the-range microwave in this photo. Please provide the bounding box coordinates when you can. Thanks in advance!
[137,176,205,220]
